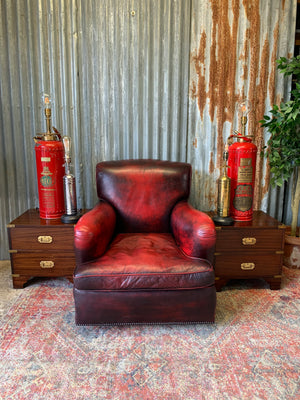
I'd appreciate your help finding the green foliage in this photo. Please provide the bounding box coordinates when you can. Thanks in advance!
[277,56,300,80]
[260,56,300,188]
[260,56,300,236]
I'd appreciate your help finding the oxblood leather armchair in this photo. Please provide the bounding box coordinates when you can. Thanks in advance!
[73,159,216,325]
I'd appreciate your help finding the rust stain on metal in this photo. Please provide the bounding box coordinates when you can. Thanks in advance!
[260,21,280,201]
[243,0,265,210]
[204,178,217,209]
[209,0,241,169]
[190,0,241,172]
[252,37,270,209]
[190,0,285,210]
[192,138,198,148]
[194,169,217,209]
[209,151,215,174]
[268,21,279,106]
[190,31,207,119]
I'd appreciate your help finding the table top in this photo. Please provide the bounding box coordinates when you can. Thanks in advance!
[7,208,86,227]
[9,209,285,230]
[207,210,285,230]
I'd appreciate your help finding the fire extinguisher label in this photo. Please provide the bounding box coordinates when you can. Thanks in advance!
[233,184,253,211]
[40,166,53,187]
[237,158,252,183]
[42,190,56,209]
[40,175,53,187]
[238,166,252,182]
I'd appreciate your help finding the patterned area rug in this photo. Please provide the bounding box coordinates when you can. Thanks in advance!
[0,260,299,400]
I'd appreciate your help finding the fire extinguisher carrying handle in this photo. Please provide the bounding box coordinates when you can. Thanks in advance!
[228,131,252,143]
[52,127,62,140]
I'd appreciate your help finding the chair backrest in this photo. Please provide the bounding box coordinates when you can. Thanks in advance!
[96,159,191,233]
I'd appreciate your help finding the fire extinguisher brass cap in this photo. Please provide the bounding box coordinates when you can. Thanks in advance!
[34,133,59,141]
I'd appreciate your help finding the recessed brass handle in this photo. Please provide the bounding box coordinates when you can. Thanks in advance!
[241,262,255,270]
[40,261,54,269]
[38,235,53,244]
[242,237,256,245]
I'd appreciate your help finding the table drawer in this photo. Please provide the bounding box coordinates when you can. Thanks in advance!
[216,229,284,252]
[9,226,75,251]
[11,253,75,276]
[214,253,281,277]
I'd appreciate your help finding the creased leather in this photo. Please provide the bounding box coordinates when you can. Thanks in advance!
[74,233,214,290]
[74,200,116,264]
[96,159,191,233]
[171,201,216,264]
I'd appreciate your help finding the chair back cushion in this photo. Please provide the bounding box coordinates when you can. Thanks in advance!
[96,159,191,232]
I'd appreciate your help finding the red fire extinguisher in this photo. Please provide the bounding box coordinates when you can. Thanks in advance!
[34,95,65,219]
[227,132,257,221]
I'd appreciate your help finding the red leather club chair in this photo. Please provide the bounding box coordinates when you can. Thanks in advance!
[73,159,216,325]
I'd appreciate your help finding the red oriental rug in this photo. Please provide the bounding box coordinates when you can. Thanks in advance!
[0,261,299,400]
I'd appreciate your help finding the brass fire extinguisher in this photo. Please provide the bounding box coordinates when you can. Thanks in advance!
[213,144,234,226]
[34,94,65,219]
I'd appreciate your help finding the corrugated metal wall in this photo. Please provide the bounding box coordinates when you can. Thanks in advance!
[0,0,297,259]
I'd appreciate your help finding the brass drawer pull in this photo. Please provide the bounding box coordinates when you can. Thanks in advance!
[241,262,255,270]
[40,261,55,269]
[38,235,53,244]
[242,237,256,245]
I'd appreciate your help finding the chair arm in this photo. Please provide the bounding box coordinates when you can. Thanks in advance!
[171,201,216,264]
[74,200,116,264]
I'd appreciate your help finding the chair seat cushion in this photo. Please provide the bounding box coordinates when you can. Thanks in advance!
[74,233,215,291]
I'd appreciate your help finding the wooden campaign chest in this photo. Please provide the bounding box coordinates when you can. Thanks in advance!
[7,209,80,288]
[211,211,286,291]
